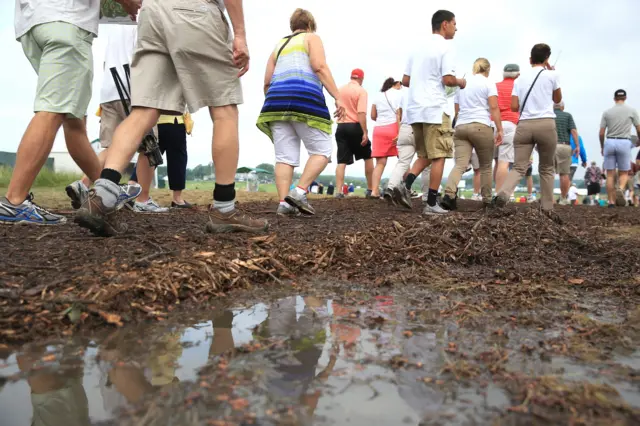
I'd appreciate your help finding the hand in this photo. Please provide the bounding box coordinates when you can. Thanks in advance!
[361,134,369,147]
[495,130,504,147]
[392,133,399,144]
[116,0,141,20]
[544,61,555,71]
[333,100,345,121]
[582,162,587,168]
[232,35,250,77]
[458,78,467,89]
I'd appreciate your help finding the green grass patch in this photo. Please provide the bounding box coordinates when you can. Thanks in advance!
[0,166,82,189]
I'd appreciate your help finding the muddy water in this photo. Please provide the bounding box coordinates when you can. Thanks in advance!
[1,289,638,425]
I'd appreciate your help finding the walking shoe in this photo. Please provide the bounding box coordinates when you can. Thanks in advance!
[65,180,89,210]
[615,189,626,207]
[492,194,509,208]
[205,208,269,233]
[75,179,141,237]
[410,190,420,198]
[171,200,193,209]
[132,197,169,213]
[335,193,345,199]
[558,198,570,206]
[471,193,482,201]
[0,193,66,225]
[422,202,449,215]
[440,194,457,211]
[383,188,396,206]
[527,195,536,203]
[284,189,315,215]
[276,203,301,217]
[365,189,374,199]
[392,186,413,209]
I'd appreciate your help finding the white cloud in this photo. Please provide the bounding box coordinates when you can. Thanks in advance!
[1,0,639,178]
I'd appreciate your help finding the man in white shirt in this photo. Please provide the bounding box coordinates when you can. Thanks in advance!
[394,10,466,215]
[0,0,139,226]
[495,43,562,211]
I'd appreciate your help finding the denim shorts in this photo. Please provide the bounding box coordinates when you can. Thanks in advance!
[603,138,632,171]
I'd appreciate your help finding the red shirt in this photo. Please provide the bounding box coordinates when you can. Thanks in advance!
[496,78,519,124]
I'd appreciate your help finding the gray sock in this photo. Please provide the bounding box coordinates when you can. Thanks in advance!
[213,199,235,214]
[94,179,121,209]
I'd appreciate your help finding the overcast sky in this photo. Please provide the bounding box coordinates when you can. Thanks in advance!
[2,0,639,178]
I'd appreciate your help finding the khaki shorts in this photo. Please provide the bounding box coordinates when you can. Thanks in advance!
[412,113,454,160]
[554,144,573,175]
[20,22,94,119]
[31,375,90,426]
[99,100,129,148]
[132,0,243,114]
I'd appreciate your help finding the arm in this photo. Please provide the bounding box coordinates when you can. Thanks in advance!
[358,112,368,142]
[371,104,378,121]
[224,0,250,76]
[263,53,276,96]
[488,96,503,146]
[114,0,141,19]
[442,75,466,88]
[571,129,580,155]
[599,128,606,153]
[552,88,562,104]
[511,96,520,113]
[307,34,340,101]
[402,75,410,87]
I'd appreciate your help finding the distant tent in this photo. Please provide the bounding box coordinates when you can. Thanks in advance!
[236,166,273,175]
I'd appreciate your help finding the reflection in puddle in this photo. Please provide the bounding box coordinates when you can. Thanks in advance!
[0,293,637,425]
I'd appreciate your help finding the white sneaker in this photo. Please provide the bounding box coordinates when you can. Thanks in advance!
[133,197,169,213]
[527,195,536,203]
[471,193,482,201]
[422,202,449,215]
[558,199,570,206]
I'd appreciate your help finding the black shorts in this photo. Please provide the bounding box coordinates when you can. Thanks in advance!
[587,183,601,196]
[336,123,372,165]
[525,165,533,177]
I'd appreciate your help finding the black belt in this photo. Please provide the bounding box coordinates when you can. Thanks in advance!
[607,137,629,140]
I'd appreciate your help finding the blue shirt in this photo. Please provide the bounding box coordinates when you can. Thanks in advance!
[570,135,587,166]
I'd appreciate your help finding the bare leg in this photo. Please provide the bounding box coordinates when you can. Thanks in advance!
[371,157,388,197]
[410,157,431,177]
[275,163,294,201]
[527,175,533,196]
[64,117,101,183]
[103,107,160,174]
[335,164,347,194]
[172,190,184,204]
[81,150,108,187]
[606,170,616,205]
[560,174,570,199]
[364,158,374,190]
[495,161,510,193]
[429,158,445,191]
[618,171,629,192]
[209,105,239,185]
[135,154,154,202]
[6,112,64,204]
[298,155,329,189]
[473,169,481,194]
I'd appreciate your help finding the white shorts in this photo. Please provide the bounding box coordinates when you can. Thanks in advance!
[271,121,332,167]
[494,121,517,163]
[469,150,479,170]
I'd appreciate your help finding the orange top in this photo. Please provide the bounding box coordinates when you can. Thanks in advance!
[338,80,368,124]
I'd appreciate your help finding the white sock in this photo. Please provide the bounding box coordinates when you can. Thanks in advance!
[294,186,306,196]
[213,199,235,214]
[279,201,289,207]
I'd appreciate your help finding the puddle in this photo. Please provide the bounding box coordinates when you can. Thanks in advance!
[1,291,638,425]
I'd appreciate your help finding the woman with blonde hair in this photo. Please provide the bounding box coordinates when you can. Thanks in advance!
[257,9,344,216]
[370,78,402,198]
[441,58,503,210]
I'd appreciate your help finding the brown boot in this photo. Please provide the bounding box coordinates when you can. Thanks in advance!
[206,208,269,234]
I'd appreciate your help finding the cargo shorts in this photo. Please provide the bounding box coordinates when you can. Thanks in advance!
[554,144,573,175]
[131,0,243,114]
[20,22,94,119]
[412,113,454,160]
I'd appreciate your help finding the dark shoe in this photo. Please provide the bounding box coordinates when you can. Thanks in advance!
[365,189,374,199]
[615,189,626,207]
[392,186,413,209]
[205,208,269,234]
[65,180,89,210]
[383,188,396,206]
[492,193,509,208]
[440,194,457,211]
[608,204,616,208]
[171,200,193,209]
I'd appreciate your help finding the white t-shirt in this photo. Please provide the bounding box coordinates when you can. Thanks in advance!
[568,186,579,201]
[400,89,410,125]
[14,0,100,39]
[404,34,456,125]
[512,66,560,120]
[454,74,497,127]
[100,26,138,104]
[374,89,402,126]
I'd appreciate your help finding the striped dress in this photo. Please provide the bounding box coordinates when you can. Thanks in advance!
[257,33,332,141]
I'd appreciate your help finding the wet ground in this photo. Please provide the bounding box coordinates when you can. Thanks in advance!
[1,198,640,424]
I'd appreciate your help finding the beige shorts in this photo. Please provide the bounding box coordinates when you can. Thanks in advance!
[412,113,454,160]
[99,100,129,148]
[555,144,573,175]
[131,0,243,114]
[20,22,94,119]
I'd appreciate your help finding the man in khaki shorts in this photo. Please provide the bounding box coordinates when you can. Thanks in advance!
[553,101,580,204]
[0,0,139,226]
[77,0,268,236]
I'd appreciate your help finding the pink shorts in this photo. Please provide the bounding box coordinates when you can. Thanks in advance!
[372,122,399,158]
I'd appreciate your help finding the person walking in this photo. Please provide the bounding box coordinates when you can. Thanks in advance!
[599,89,640,207]
[395,10,466,214]
[76,0,268,236]
[553,101,580,204]
[584,161,603,205]
[495,43,562,212]
[569,134,587,182]
[335,69,372,199]
[384,86,415,204]
[370,78,402,198]
[494,64,520,193]
[257,9,344,216]
[442,58,503,210]
[0,0,139,225]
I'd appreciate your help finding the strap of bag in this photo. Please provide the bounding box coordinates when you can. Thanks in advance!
[519,69,545,118]
[110,65,132,116]
[384,92,397,114]
[275,33,299,63]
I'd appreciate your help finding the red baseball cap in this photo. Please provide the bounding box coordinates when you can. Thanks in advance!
[351,68,364,79]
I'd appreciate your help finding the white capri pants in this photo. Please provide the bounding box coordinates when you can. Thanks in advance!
[271,121,332,167]
[387,124,416,190]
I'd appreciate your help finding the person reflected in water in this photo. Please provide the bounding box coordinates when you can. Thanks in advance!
[17,343,90,426]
